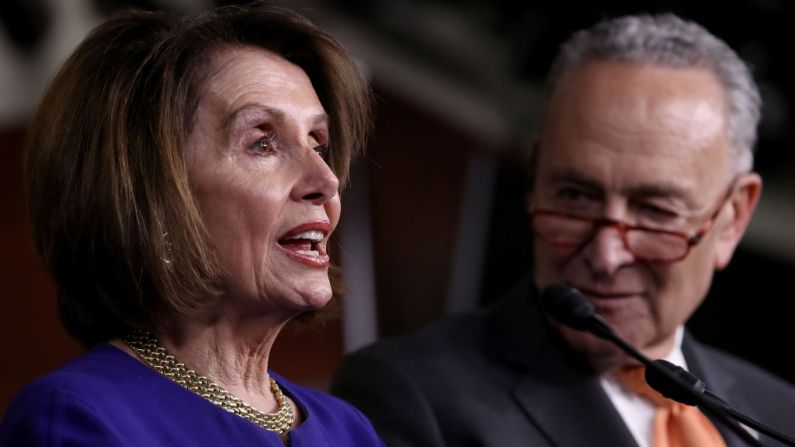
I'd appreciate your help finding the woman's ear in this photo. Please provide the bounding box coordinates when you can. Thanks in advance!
[714,173,762,270]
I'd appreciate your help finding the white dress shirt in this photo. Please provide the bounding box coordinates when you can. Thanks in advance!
[599,327,688,447]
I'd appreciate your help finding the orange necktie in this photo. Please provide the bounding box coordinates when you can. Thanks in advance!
[614,366,727,447]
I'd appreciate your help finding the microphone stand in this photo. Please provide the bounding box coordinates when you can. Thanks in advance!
[584,314,766,447]
[541,283,795,446]
[649,360,795,447]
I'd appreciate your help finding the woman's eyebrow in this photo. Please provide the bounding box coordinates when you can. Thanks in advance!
[311,113,329,129]
[217,103,285,132]
[217,103,328,132]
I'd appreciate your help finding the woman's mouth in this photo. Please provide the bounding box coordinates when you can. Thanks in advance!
[277,223,331,268]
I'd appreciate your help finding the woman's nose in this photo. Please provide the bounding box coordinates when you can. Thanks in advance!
[582,225,635,277]
[291,148,339,205]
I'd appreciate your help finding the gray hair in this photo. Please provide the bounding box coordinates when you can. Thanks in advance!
[546,14,760,173]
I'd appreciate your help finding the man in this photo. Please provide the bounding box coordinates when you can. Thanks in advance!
[332,14,795,447]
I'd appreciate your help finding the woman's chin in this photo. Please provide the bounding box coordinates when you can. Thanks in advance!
[293,283,334,311]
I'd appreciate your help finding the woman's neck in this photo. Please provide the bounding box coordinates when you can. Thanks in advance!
[160,311,293,414]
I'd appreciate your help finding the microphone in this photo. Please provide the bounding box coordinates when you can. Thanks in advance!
[644,358,706,406]
[648,359,795,447]
[540,283,787,447]
[540,283,651,367]
[540,283,605,332]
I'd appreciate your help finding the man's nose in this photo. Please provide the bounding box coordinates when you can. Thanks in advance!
[582,224,635,277]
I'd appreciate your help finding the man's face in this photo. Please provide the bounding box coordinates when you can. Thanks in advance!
[531,61,756,368]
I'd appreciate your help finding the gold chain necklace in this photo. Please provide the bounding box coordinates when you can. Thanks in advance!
[124,329,295,434]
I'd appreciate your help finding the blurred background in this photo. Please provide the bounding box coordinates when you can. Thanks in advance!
[2,0,794,416]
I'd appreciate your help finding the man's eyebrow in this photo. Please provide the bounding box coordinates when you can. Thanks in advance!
[216,103,285,132]
[548,168,602,191]
[548,168,696,206]
[630,184,689,199]
[630,184,699,209]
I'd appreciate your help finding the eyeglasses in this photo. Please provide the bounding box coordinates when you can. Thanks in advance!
[529,181,737,263]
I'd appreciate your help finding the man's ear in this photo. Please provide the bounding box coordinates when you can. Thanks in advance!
[714,173,762,270]
[525,192,534,215]
[525,140,540,216]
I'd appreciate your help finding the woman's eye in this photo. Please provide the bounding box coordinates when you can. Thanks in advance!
[314,144,329,160]
[252,134,276,154]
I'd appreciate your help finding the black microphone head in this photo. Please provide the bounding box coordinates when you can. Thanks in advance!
[645,359,706,406]
[540,283,597,331]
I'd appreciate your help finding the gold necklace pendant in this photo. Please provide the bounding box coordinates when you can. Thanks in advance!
[124,329,295,434]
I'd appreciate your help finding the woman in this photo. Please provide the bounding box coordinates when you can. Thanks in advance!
[0,4,380,446]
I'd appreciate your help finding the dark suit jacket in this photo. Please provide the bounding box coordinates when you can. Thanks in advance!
[331,276,795,446]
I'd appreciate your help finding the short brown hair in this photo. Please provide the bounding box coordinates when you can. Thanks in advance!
[25,4,372,346]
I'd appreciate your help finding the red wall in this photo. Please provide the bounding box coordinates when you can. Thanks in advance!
[0,128,84,416]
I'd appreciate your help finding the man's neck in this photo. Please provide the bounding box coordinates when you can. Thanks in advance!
[588,327,685,373]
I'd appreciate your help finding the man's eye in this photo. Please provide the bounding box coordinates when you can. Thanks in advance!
[639,203,679,220]
[558,188,590,202]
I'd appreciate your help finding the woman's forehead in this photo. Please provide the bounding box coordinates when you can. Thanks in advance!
[196,46,324,126]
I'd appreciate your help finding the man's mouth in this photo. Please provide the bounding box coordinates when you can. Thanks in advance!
[574,286,641,315]
[277,222,331,268]
[578,288,638,300]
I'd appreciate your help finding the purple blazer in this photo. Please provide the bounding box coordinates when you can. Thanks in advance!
[0,343,384,446]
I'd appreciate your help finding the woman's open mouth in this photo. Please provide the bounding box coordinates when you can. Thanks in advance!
[277,222,331,268]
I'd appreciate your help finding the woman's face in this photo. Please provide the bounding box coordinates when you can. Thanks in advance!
[186,46,340,318]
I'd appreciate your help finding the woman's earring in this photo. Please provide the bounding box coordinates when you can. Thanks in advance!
[162,232,173,265]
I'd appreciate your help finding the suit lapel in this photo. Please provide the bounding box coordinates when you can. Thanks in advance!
[487,277,638,447]
[511,348,639,447]
[683,334,746,447]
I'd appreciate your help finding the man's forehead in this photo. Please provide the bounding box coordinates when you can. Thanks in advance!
[534,59,732,203]
[552,60,726,100]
